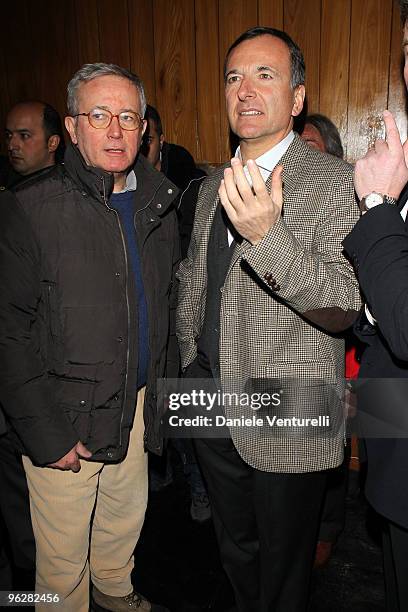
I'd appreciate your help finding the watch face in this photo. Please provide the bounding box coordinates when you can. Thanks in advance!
[365,192,384,208]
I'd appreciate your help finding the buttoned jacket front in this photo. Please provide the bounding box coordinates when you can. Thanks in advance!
[177,135,361,472]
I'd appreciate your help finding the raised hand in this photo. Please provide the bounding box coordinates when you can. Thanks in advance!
[218,157,284,245]
[354,110,408,200]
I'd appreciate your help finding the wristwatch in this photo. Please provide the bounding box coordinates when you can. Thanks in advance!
[360,192,398,211]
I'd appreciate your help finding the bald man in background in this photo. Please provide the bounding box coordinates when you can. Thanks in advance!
[1,100,64,189]
[0,100,64,590]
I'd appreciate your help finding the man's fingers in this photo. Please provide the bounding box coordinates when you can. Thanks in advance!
[219,179,238,222]
[402,138,408,166]
[230,158,254,201]
[383,109,402,151]
[48,457,80,472]
[373,139,388,154]
[223,167,244,211]
[76,441,92,459]
[247,159,268,198]
[46,441,90,471]
[69,457,81,473]
[270,165,283,210]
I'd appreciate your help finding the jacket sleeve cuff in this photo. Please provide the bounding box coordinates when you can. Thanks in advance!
[242,217,301,287]
[343,205,407,268]
[12,412,79,466]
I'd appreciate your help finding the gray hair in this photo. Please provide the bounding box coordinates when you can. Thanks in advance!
[67,63,146,117]
[304,114,344,159]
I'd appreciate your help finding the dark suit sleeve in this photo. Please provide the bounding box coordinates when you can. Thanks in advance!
[343,203,408,361]
[0,192,78,464]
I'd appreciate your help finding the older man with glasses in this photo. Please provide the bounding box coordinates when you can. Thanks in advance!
[0,63,178,612]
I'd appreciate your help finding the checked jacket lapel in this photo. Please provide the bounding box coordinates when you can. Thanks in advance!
[228,134,308,269]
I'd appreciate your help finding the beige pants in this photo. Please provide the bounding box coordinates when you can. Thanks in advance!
[22,388,148,612]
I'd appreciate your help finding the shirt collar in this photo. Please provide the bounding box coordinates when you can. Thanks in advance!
[115,170,137,194]
[235,131,295,182]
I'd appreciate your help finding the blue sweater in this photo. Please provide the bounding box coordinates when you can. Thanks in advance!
[110,190,149,388]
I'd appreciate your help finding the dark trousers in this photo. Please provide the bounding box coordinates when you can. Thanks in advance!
[0,513,13,590]
[194,436,327,612]
[318,443,350,541]
[0,432,35,571]
[382,519,408,612]
[149,438,208,496]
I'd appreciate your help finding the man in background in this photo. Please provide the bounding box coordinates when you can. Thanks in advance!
[0,99,65,591]
[300,113,356,569]
[141,104,206,258]
[1,100,64,188]
[141,104,210,522]
[300,113,344,158]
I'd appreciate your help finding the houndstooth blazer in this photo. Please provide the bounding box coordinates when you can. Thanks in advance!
[176,134,361,473]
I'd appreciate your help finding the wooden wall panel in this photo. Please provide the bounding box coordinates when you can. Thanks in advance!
[320,0,351,157]
[2,2,36,105]
[26,0,78,117]
[129,0,156,108]
[97,0,130,67]
[218,0,259,159]
[0,46,10,133]
[0,4,12,128]
[195,0,222,163]
[218,0,259,63]
[0,0,403,165]
[75,0,100,67]
[153,0,197,157]
[284,0,321,114]
[348,0,393,162]
[388,0,408,144]
[258,0,284,29]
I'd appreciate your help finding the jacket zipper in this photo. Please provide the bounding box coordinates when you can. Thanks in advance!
[101,176,130,449]
[133,176,166,450]
[46,283,56,337]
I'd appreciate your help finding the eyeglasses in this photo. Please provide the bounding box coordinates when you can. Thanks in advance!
[73,108,144,131]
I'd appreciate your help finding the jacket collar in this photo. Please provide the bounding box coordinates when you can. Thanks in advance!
[63,144,178,215]
[11,163,60,192]
[277,132,314,195]
[133,153,179,216]
[64,143,113,202]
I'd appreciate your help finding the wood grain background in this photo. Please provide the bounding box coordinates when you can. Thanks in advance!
[0,0,405,163]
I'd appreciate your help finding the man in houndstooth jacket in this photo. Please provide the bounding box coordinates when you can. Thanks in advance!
[176,27,361,612]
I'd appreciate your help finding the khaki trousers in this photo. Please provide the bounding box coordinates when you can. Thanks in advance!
[22,388,148,612]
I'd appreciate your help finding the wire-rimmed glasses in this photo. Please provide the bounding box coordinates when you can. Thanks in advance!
[73,107,144,131]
